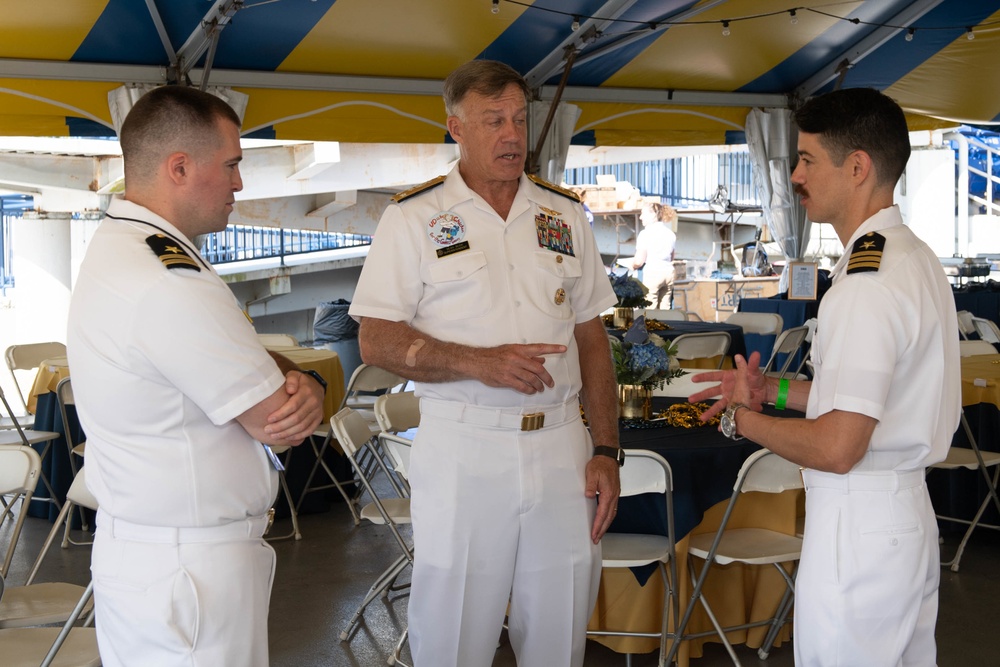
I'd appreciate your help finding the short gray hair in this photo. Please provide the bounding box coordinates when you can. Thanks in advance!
[443,60,531,117]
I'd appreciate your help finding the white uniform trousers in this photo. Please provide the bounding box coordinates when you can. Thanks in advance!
[408,399,601,667]
[641,264,674,310]
[795,469,939,667]
[91,510,276,667]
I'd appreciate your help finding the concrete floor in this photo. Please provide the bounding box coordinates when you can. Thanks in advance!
[7,489,1000,667]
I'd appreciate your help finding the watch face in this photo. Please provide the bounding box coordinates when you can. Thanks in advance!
[721,414,735,438]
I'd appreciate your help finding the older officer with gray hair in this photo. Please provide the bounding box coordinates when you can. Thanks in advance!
[350,59,622,666]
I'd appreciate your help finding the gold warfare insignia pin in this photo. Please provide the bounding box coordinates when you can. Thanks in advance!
[555,288,566,305]
[145,234,200,271]
[846,231,885,274]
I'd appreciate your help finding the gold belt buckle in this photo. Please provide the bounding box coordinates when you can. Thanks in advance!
[265,508,275,536]
[520,412,545,431]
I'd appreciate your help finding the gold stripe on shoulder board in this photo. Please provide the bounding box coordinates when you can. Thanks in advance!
[527,174,581,203]
[846,231,885,275]
[392,175,446,203]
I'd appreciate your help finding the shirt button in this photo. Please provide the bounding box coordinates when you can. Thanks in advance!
[514,301,521,307]
[509,264,515,271]
[556,255,564,264]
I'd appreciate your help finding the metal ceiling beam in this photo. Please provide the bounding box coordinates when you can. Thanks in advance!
[524,0,639,89]
[569,0,729,74]
[540,85,788,108]
[174,0,244,82]
[143,0,178,69]
[0,58,781,108]
[794,0,946,101]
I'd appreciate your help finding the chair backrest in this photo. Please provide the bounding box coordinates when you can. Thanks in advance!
[960,339,998,357]
[971,317,1000,344]
[726,312,784,336]
[671,332,731,369]
[763,325,810,378]
[329,407,374,458]
[4,342,67,413]
[256,333,299,347]
[645,309,687,322]
[340,364,407,411]
[378,433,413,481]
[957,310,976,340]
[735,449,804,495]
[374,391,420,433]
[56,377,84,452]
[0,445,42,577]
[619,449,673,497]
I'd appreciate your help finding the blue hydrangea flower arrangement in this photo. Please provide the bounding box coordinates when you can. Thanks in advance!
[610,316,684,389]
[609,273,651,309]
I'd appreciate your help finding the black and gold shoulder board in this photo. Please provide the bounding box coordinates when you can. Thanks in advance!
[527,174,581,203]
[145,234,200,272]
[391,175,446,203]
[846,231,885,274]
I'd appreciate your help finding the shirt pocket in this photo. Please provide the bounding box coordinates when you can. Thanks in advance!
[424,251,492,321]
[529,250,582,319]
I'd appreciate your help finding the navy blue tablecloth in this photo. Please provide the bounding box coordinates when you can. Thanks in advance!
[611,397,781,583]
[27,392,85,523]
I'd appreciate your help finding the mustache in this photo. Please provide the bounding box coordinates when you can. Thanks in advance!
[793,184,808,198]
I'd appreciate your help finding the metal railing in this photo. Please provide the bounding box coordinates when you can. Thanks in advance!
[200,224,371,264]
[563,151,760,209]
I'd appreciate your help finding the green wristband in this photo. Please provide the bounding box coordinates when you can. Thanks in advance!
[775,378,789,411]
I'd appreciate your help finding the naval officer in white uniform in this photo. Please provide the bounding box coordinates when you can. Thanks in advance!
[349,59,622,667]
[690,87,960,666]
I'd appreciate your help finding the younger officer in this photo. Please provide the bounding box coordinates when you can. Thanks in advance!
[68,86,325,666]
[690,88,960,666]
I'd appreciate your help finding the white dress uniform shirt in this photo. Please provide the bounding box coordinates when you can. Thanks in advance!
[350,167,617,406]
[806,205,961,471]
[68,198,283,527]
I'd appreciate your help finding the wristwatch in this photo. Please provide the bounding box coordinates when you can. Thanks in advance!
[593,445,625,467]
[720,403,749,441]
[302,369,328,395]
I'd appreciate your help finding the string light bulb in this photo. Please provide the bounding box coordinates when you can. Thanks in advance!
[491,0,499,15]
[722,20,730,37]
[966,26,975,40]
[905,28,915,42]
[789,9,798,25]
[571,15,580,31]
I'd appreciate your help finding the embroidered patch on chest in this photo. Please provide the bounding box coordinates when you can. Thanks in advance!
[535,211,575,256]
[428,211,467,248]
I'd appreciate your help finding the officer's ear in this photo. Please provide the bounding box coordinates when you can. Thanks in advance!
[446,115,464,145]
[166,152,189,185]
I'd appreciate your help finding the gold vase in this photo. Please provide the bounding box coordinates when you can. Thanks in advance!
[613,307,634,329]
[618,384,652,420]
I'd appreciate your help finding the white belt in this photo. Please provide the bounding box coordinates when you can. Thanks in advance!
[802,468,925,493]
[419,397,580,432]
[98,509,272,544]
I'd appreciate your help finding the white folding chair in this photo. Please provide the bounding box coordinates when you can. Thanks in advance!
[0,445,93,632]
[956,310,976,341]
[587,449,677,667]
[4,343,66,419]
[0,385,63,516]
[652,372,701,398]
[24,469,98,586]
[929,340,1000,572]
[55,378,89,537]
[374,392,420,497]
[725,312,783,336]
[970,316,1000,344]
[762,325,810,380]
[256,333,299,347]
[265,445,302,542]
[671,332,731,370]
[645,309,688,322]
[298,364,406,525]
[330,408,413,655]
[668,449,803,665]
[0,580,100,667]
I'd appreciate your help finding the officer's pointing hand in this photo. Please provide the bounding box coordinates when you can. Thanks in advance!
[476,343,566,394]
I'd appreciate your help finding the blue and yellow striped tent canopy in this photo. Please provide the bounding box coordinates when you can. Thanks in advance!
[1,0,998,146]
